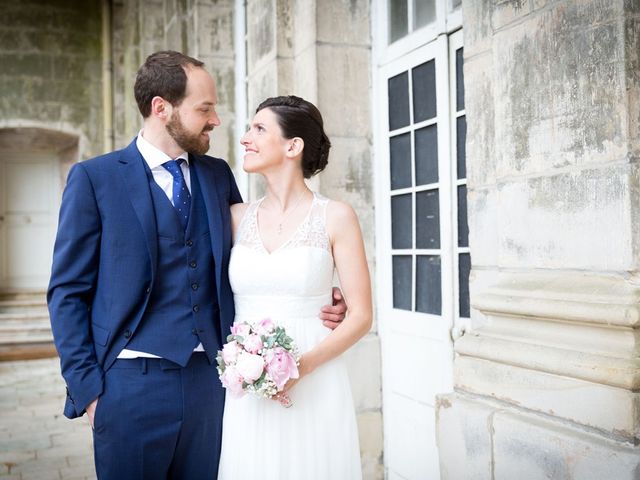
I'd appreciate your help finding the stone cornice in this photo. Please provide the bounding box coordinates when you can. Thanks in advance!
[458,272,640,391]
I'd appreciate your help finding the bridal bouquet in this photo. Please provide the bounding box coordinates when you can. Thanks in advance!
[216,318,300,405]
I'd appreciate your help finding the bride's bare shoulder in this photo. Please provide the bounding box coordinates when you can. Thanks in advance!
[231,202,250,217]
[324,198,360,239]
[230,202,250,230]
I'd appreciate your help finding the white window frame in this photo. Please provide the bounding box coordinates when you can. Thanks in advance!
[448,28,471,332]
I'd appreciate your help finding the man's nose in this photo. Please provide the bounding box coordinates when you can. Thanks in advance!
[209,110,221,127]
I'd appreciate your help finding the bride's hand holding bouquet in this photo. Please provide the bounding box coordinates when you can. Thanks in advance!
[217,318,300,407]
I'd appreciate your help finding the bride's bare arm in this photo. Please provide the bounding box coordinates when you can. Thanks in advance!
[286,200,372,388]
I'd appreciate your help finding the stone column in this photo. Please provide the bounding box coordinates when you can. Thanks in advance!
[244,1,382,477]
[436,1,640,479]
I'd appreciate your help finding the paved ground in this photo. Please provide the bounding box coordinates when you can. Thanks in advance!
[0,358,95,480]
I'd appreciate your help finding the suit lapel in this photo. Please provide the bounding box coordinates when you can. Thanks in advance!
[118,140,158,280]
[191,156,224,282]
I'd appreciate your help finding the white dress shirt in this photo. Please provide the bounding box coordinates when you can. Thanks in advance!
[117,132,204,359]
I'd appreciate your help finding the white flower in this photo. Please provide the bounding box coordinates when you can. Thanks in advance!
[235,352,264,383]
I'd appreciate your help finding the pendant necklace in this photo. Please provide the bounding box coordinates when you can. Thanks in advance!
[271,190,307,235]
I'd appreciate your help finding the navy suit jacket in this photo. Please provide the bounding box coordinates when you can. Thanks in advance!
[47,139,242,419]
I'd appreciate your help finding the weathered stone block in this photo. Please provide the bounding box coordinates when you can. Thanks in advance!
[461,0,492,56]
[357,411,384,480]
[493,1,627,176]
[196,4,234,58]
[345,334,381,412]
[246,0,275,69]
[625,15,640,157]
[467,186,499,267]
[455,355,640,438]
[275,0,294,57]
[491,0,531,31]
[292,0,316,55]
[316,0,370,46]
[435,393,493,480]
[496,165,634,270]
[317,44,370,138]
[292,43,318,100]
[493,410,640,480]
[464,53,496,188]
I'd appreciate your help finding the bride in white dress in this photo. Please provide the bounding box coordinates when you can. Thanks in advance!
[218,96,372,479]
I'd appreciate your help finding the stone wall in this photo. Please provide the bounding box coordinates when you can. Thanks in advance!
[244,1,383,477]
[111,0,238,168]
[0,0,104,159]
[437,1,640,478]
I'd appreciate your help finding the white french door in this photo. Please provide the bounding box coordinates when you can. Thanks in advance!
[374,3,467,477]
[0,153,60,291]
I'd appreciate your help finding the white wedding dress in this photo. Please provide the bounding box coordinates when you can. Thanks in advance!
[218,192,362,479]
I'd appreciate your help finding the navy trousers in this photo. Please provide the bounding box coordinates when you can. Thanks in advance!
[92,353,224,479]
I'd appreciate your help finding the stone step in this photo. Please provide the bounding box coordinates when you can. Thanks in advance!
[0,292,55,360]
[0,319,53,343]
[0,312,50,322]
[0,291,46,301]
[0,299,48,314]
[0,291,47,314]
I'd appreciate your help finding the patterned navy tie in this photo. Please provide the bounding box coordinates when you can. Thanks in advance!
[162,159,191,230]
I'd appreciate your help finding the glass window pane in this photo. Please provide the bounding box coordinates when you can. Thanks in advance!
[389,0,408,43]
[392,194,412,249]
[456,115,466,179]
[390,133,412,190]
[416,255,441,315]
[388,72,410,131]
[457,185,469,248]
[459,253,471,318]
[414,0,436,29]
[415,124,438,185]
[393,255,412,311]
[456,48,464,111]
[416,189,440,249]
[412,60,437,123]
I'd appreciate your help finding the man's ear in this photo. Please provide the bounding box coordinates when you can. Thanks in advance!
[150,96,171,119]
[286,137,304,158]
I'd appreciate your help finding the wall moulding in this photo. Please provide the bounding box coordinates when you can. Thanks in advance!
[461,271,640,388]
[472,271,640,328]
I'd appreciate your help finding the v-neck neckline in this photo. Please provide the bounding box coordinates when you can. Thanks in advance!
[255,192,315,255]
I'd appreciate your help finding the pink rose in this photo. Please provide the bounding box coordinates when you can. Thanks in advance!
[220,366,244,397]
[264,347,299,391]
[230,322,251,338]
[243,334,263,354]
[235,352,264,384]
[254,318,275,336]
[221,340,240,364]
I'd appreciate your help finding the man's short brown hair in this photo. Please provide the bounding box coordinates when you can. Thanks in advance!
[134,51,205,118]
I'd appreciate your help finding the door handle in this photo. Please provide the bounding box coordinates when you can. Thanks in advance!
[450,325,466,342]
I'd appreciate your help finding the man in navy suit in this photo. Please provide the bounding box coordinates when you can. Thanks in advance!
[48,51,345,479]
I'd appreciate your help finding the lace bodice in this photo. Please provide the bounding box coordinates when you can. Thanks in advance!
[229,192,334,311]
[234,192,331,254]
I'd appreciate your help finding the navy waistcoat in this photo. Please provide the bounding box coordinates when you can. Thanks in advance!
[125,163,221,366]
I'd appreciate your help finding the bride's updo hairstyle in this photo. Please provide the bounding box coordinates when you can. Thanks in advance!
[256,95,331,178]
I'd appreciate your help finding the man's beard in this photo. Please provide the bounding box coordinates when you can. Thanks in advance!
[166,110,211,155]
